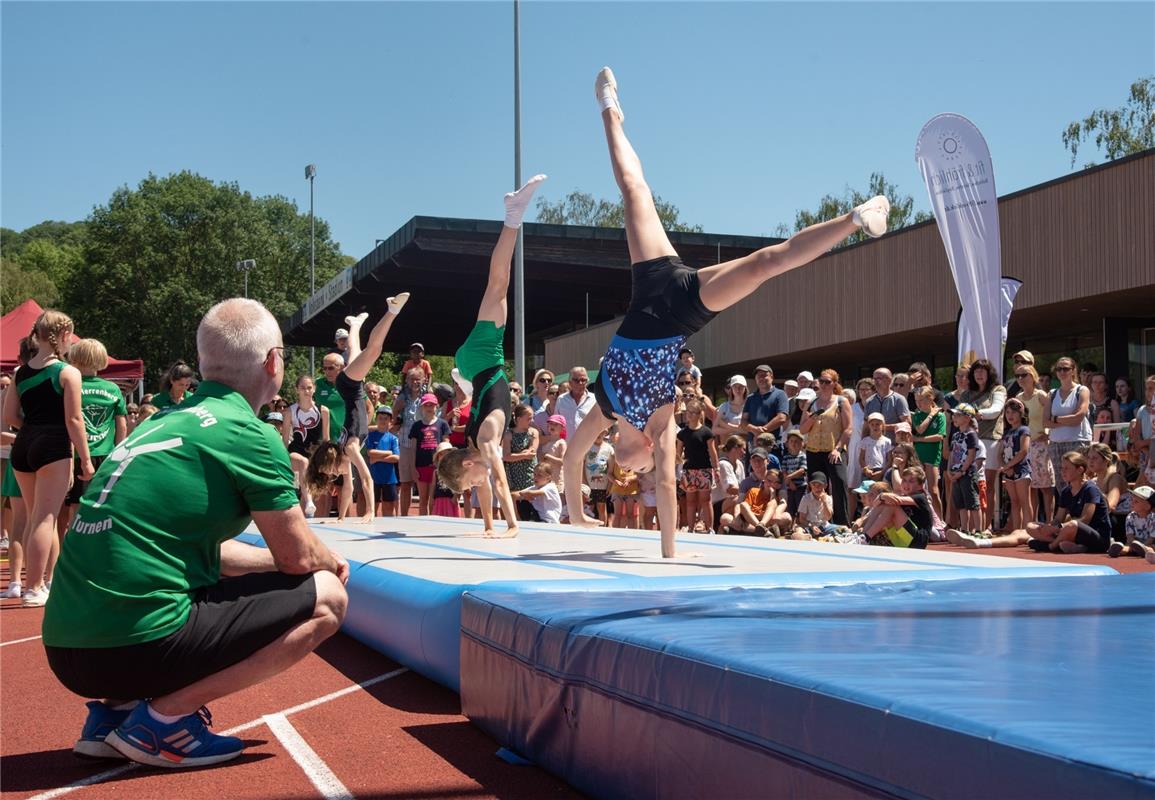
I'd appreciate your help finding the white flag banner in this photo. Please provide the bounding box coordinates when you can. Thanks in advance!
[958,278,1022,373]
[915,114,1005,367]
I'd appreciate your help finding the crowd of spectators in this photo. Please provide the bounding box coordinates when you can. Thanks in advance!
[4,316,1154,588]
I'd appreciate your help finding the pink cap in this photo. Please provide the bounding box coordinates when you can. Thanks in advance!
[420,393,438,405]
[548,414,566,428]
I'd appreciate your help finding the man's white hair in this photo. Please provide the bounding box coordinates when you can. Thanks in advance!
[197,298,281,395]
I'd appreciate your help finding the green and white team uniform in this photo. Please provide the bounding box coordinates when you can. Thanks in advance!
[80,375,127,457]
[43,381,299,649]
[151,389,193,410]
[315,377,346,442]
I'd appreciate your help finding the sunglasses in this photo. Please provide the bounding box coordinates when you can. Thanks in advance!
[572,377,588,383]
[817,377,833,384]
[537,377,551,383]
[1015,372,1030,378]
[1055,366,1073,372]
[677,381,694,387]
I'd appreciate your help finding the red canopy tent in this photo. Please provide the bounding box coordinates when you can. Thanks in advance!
[0,299,144,383]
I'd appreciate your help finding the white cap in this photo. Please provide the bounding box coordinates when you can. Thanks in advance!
[797,387,817,402]
[335,328,350,340]
[797,371,814,382]
[727,374,748,388]
[784,379,799,389]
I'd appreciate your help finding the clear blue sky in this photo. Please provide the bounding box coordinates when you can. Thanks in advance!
[3,1,1152,257]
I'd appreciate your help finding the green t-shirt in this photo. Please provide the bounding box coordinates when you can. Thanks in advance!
[315,377,345,442]
[912,409,947,465]
[42,381,299,649]
[152,389,193,410]
[80,376,127,458]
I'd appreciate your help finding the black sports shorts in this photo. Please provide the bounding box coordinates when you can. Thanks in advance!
[10,426,72,473]
[46,571,317,700]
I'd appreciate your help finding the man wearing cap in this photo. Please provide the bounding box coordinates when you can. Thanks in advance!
[742,365,789,456]
[402,343,433,384]
[316,352,347,445]
[556,366,597,437]
[329,327,350,363]
[864,367,911,438]
[1005,351,1034,399]
[722,448,791,536]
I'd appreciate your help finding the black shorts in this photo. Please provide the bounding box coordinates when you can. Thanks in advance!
[466,365,509,449]
[374,483,399,503]
[590,488,608,507]
[10,426,72,473]
[1072,521,1110,553]
[951,474,980,510]
[336,371,368,445]
[65,455,107,505]
[616,256,717,340]
[46,571,317,701]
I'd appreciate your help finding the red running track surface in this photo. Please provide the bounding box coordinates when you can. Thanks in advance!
[0,562,581,800]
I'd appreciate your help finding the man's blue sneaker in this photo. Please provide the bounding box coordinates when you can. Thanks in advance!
[106,703,244,768]
[74,700,135,760]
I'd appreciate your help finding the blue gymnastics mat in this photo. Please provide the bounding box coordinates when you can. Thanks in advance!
[239,516,1112,691]
[460,573,1155,800]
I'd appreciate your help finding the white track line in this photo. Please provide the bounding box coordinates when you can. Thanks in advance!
[1,634,42,647]
[27,667,407,800]
[265,713,354,800]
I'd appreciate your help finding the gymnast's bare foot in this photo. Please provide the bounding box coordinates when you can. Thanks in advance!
[484,525,520,539]
[569,513,605,528]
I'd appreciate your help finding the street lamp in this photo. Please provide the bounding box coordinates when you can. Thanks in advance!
[236,259,256,298]
[306,164,317,375]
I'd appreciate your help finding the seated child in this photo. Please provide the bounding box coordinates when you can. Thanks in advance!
[1109,485,1155,559]
[793,472,838,539]
[513,463,564,524]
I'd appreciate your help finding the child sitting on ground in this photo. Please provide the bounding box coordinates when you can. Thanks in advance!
[793,472,838,539]
[859,466,934,548]
[1109,485,1155,561]
[723,468,791,537]
[513,462,564,524]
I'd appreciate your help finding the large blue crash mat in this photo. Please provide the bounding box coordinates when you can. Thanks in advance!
[460,573,1155,800]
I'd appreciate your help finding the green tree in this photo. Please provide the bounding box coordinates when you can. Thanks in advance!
[773,173,933,244]
[62,171,347,387]
[1062,77,1155,168]
[535,190,703,232]
[1,258,59,314]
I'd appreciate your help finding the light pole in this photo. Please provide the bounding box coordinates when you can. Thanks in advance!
[306,163,317,375]
[236,259,256,298]
[512,0,525,389]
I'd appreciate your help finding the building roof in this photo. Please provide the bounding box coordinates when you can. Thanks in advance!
[281,216,781,354]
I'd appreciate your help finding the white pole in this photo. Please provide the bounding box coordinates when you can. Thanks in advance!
[307,165,317,376]
[512,0,525,389]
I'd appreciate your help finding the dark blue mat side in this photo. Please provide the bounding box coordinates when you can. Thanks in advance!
[461,574,1155,800]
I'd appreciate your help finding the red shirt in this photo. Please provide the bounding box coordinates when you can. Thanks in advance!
[444,400,471,448]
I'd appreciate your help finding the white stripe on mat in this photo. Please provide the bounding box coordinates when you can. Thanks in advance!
[265,713,354,800]
[1,634,43,647]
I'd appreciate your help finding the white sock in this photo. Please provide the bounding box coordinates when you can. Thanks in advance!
[386,292,410,316]
[976,539,992,549]
[344,312,368,328]
[147,704,185,725]
[504,174,548,229]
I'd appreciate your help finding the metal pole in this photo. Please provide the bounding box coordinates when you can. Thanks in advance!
[512,0,525,389]
[244,270,249,298]
[309,168,317,376]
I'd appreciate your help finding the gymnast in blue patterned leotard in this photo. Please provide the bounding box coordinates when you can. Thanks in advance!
[563,68,890,557]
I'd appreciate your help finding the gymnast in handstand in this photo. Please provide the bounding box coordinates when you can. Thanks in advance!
[563,67,891,558]
[436,175,547,538]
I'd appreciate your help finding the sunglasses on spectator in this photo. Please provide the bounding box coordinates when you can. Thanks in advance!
[572,377,588,383]
[677,380,694,387]
[537,377,551,383]
[1055,366,1073,372]
[817,377,833,384]
[1015,372,1030,378]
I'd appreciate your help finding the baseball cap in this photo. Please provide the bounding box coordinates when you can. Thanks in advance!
[434,441,455,458]
[548,414,566,428]
[754,364,773,375]
[1012,350,1035,364]
[797,371,814,382]
[895,421,912,434]
[749,448,770,461]
[784,379,799,389]
[786,428,804,441]
[852,480,875,494]
[410,342,425,351]
[797,388,817,403]
[867,412,885,423]
[335,328,349,340]
[376,406,393,416]
[953,402,978,417]
[679,347,693,356]
[1130,485,1154,503]
[265,411,284,423]
[728,374,748,388]
[809,472,828,485]
[420,393,438,406]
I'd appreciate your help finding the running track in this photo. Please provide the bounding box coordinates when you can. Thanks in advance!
[2,548,1149,799]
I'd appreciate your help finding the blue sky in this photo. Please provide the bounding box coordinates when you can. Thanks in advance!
[3,2,1152,257]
